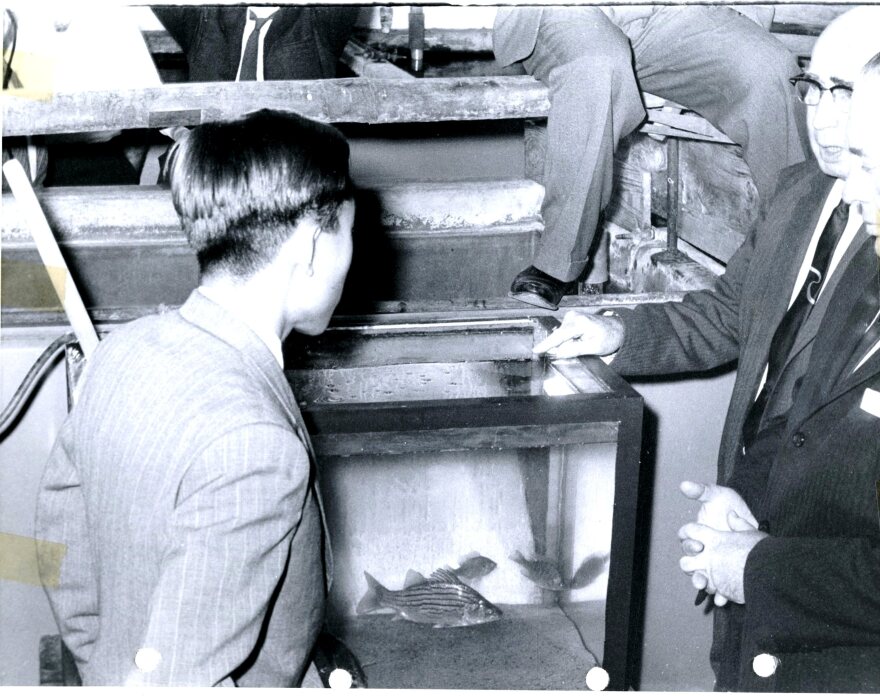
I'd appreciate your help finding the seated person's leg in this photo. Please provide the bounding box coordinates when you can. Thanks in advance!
[633,7,807,203]
[512,8,645,309]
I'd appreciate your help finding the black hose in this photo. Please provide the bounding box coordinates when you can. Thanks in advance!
[0,332,75,440]
[3,10,18,90]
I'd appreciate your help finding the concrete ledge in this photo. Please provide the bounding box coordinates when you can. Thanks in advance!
[2,179,543,247]
[2,180,543,310]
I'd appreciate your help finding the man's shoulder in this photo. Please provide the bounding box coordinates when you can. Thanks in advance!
[77,310,293,445]
[772,159,832,200]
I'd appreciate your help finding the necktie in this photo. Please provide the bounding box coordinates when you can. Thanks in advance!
[239,11,272,81]
[741,200,850,447]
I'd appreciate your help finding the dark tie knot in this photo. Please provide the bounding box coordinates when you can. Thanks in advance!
[248,10,273,31]
[830,200,849,223]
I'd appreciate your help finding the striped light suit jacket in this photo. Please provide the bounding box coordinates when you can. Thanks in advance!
[35,290,327,686]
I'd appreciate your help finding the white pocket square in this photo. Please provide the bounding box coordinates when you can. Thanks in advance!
[860,388,880,418]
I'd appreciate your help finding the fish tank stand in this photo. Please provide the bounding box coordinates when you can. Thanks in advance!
[287,314,645,690]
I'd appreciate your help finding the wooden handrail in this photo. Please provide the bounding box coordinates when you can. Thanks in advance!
[2,76,551,136]
[2,74,732,143]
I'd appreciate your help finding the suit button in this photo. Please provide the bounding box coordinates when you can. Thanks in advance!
[791,431,806,447]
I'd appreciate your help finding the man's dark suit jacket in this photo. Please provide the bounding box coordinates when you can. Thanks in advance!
[613,161,880,691]
[153,6,358,81]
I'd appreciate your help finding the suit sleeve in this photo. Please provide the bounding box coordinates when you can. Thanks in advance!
[35,430,100,671]
[741,423,880,652]
[611,224,759,377]
[127,423,313,686]
[743,537,880,651]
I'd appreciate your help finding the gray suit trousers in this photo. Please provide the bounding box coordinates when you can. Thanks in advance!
[512,7,806,282]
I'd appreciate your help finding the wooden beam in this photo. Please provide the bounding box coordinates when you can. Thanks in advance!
[1,73,734,145]
[643,109,733,144]
[355,28,494,54]
[1,76,551,136]
[2,180,543,247]
[1,292,690,333]
[772,5,849,35]
[142,29,182,54]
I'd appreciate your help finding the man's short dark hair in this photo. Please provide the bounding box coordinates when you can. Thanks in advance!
[167,109,353,279]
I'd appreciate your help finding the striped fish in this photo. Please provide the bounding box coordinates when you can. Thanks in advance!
[356,568,503,628]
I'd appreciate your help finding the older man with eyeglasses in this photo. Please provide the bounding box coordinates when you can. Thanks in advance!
[535,7,880,691]
[844,52,880,254]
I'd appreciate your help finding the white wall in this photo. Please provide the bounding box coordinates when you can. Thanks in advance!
[0,332,69,685]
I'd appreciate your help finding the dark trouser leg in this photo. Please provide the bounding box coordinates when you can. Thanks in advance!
[632,7,806,203]
[522,8,646,283]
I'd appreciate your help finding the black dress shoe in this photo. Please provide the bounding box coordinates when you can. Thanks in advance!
[508,266,577,311]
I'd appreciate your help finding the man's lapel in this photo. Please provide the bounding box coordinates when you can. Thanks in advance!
[786,219,866,361]
[789,234,880,425]
[740,169,835,394]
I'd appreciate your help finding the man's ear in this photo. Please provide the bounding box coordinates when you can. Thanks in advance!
[305,225,322,276]
[283,215,323,279]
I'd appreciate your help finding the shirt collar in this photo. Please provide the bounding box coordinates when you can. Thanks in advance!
[248,6,280,20]
[196,285,284,368]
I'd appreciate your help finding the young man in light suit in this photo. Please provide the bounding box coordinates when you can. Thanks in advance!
[36,110,355,686]
[535,9,880,691]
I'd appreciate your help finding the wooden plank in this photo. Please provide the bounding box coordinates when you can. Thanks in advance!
[340,38,414,80]
[774,33,817,60]
[677,209,746,264]
[1,74,740,143]
[143,29,182,54]
[355,28,494,54]
[675,139,756,263]
[309,422,619,457]
[2,76,551,136]
[2,180,543,247]
[643,110,733,144]
[1,291,690,331]
[772,5,850,34]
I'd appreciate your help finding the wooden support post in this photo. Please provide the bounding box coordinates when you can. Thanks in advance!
[544,445,566,606]
[665,138,680,253]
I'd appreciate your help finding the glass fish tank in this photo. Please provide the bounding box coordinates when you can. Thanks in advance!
[286,316,644,690]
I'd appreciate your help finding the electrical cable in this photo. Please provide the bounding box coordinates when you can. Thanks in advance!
[0,332,74,440]
[3,9,17,90]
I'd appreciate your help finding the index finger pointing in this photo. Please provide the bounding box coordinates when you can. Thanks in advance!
[533,323,584,355]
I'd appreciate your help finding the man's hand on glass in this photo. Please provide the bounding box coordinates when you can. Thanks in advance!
[532,310,625,359]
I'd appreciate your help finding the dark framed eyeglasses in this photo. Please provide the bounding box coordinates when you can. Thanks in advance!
[789,74,853,108]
